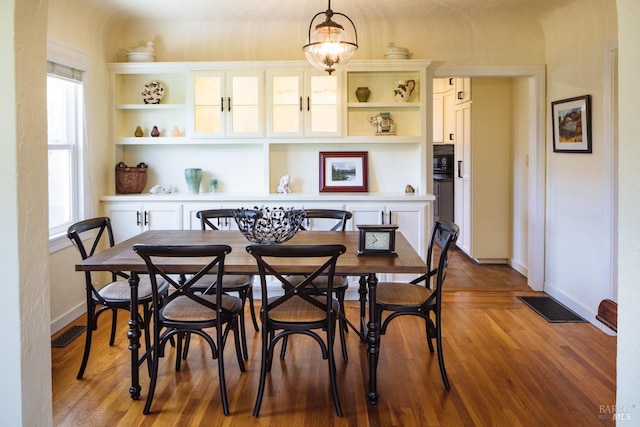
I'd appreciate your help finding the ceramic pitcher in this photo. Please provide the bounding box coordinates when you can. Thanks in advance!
[393,79,416,102]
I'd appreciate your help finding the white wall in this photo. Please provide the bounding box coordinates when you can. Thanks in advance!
[617,0,640,419]
[511,78,530,275]
[539,0,618,325]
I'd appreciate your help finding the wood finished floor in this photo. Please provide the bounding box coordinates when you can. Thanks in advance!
[51,249,616,426]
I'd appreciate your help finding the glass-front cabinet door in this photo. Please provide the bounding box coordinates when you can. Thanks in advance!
[191,71,263,138]
[306,72,340,137]
[268,71,304,137]
[267,69,340,138]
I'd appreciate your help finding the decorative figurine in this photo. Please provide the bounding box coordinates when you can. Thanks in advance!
[369,112,396,135]
[276,175,291,193]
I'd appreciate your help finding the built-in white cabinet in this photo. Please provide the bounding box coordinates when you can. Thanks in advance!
[190,70,263,138]
[266,70,341,138]
[348,201,428,282]
[107,60,431,207]
[345,67,424,139]
[104,201,183,243]
[112,67,188,143]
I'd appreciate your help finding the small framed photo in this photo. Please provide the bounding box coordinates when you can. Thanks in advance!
[551,95,592,153]
[319,151,369,193]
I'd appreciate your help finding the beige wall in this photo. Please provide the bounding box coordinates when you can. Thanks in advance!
[47,0,116,327]
[113,13,546,64]
[470,78,513,260]
[1,0,52,424]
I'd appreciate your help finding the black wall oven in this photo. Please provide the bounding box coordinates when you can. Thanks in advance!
[433,144,454,226]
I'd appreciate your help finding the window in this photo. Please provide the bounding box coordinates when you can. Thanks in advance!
[47,60,85,240]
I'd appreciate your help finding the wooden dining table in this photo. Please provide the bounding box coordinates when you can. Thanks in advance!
[75,229,426,405]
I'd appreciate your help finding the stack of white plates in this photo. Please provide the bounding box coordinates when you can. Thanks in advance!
[385,43,412,60]
[127,52,155,62]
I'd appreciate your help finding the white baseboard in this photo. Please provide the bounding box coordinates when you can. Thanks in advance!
[544,284,617,337]
[509,258,528,277]
[51,303,85,335]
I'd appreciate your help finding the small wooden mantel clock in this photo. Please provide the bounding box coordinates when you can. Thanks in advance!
[356,224,398,256]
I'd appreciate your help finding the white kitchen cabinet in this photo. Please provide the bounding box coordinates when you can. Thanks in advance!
[266,70,341,138]
[104,202,183,243]
[454,77,472,104]
[433,78,455,144]
[454,102,472,255]
[190,70,264,138]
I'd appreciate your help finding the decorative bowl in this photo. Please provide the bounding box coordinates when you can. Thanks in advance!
[233,207,306,244]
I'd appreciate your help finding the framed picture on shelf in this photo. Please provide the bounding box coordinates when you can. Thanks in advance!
[319,151,369,193]
[551,95,592,153]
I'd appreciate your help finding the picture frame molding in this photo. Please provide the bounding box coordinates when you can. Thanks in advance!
[551,94,592,153]
[319,151,369,193]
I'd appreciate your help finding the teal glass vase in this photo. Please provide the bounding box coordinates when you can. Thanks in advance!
[184,168,202,193]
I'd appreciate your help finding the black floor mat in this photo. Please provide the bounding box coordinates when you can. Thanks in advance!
[518,296,587,323]
[52,325,86,348]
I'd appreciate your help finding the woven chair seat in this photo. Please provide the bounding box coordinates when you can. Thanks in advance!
[162,294,242,322]
[97,277,154,301]
[268,295,339,323]
[376,282,434,307]
[191,273,253,290]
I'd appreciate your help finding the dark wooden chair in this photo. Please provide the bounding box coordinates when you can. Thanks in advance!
[374,219,459,390]
[282,209,353,360]
[186,208,261,360]
[247,243,347,417]
[133,243,245,415]
[67,217,169,379]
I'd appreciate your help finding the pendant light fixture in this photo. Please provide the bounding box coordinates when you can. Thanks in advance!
[303,0,358,75]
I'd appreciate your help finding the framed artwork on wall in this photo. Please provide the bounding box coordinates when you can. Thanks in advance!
[319,151,369,192]
[551,95,592,153]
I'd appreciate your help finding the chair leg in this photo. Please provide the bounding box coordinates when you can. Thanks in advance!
[175,332,183,372]
[182,333,191,360]
[232,318,246,372]
[337,289,348,361]
[238,289,249,360]
[248,288,260,332]
[217,324,230,416]
[143,327,162,414]
[425,318,435,353]
[109,308,118,346]
[253,325,270,417]
[434,309,450,390]
[77,305,96,380]
[279,335,288,359]
[327,323,343,416]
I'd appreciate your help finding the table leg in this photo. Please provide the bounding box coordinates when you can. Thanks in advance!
[127,273,141,400]
[358,275,367,340]
[366,273,379,404]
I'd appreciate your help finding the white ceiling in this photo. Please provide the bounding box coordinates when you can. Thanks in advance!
[85,0,572,24]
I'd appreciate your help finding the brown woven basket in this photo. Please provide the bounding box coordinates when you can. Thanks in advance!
[115,162,148,194]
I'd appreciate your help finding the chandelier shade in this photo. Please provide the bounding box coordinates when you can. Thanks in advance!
[303,1,358,75]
